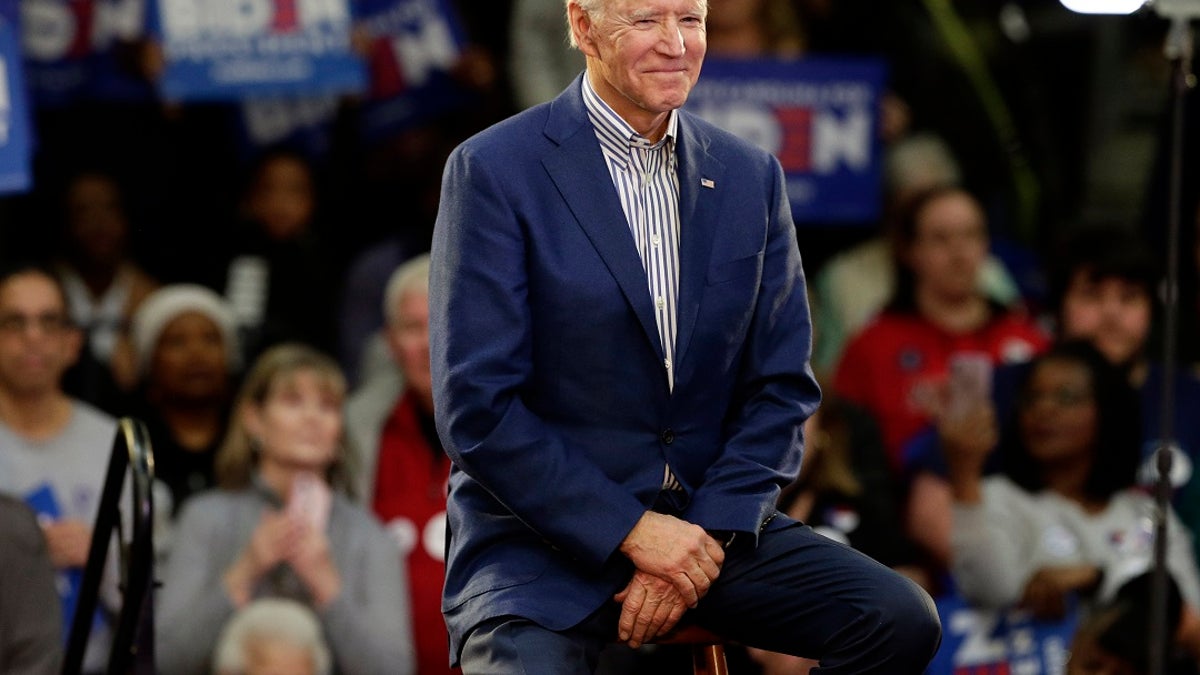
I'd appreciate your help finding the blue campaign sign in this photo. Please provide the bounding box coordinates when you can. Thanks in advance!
[926,593,1078,675]
[155,0,366,100]
[686,57,887,225]
[20,0,154,106]
[352,0,471,139]
[0,0,33,194]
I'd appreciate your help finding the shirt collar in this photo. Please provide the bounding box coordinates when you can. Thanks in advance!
[582,72,677,153]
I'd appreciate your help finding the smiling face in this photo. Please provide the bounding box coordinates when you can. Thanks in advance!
[570,0,708,139]
[1018,358,1098,466]
[1059,272,1151,368]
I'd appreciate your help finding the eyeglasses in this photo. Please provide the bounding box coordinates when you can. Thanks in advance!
[0,312,74,335]
[1017,386,1093,410]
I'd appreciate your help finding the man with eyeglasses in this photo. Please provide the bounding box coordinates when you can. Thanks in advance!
[0,262,117,673]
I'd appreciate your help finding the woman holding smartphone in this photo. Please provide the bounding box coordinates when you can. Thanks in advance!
[947,340,1200,660]
[157,344,415,675]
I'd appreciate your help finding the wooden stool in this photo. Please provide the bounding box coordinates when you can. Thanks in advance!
[652,625,730,675]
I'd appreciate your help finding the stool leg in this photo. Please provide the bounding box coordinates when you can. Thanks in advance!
[692,644,729,675]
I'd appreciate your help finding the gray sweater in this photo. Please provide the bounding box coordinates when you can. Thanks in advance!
[156,484,415,675]
[952,475,1200,610]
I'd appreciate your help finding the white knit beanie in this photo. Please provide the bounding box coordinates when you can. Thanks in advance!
[131,284,241,378]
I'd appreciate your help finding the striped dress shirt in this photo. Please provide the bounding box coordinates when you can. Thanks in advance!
[582,75,684,492]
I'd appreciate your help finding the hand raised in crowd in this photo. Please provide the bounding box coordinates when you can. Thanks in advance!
[939,401,998,504]
[223,508,343,608]
[1020,565,1102,619]
[42,519,92,569]
[619,511,724,607]
[614,569,689,648]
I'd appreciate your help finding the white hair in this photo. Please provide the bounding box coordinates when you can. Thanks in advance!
[383,254,431,327]
[212,599,331,675]
[564,0,708,48]
[883,132,962,196]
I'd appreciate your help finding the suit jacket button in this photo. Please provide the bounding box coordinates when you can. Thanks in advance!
[661,429,675,445]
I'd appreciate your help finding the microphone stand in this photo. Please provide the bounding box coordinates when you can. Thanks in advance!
[1149,5,1195,674]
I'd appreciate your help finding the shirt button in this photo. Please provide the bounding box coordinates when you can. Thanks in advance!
[656,296,665,310]
[651,234,661,247]
[661,429,675,445]
[664,358,672,370]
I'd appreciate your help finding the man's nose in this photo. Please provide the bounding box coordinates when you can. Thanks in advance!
[658,21,686,56]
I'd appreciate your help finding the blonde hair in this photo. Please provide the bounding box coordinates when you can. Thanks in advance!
[215,344,357,496]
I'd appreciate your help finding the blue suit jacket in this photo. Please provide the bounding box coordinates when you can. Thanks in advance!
[429,76,821,661]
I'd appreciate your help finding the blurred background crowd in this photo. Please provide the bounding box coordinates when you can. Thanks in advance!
[4,0,1200,674]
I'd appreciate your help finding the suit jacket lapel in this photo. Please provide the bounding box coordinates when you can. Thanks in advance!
[674,114,725,373]
[541,81,665,361]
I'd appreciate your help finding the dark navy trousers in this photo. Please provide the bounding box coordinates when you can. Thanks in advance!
[460,515,942,674]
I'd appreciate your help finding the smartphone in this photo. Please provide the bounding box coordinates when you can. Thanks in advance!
[945,352,993,420]
[287,472,332,532]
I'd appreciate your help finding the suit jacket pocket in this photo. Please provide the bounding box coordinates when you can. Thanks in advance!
[707,253,761,286]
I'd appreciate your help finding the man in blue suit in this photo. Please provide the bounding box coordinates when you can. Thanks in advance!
[429,0,942,672]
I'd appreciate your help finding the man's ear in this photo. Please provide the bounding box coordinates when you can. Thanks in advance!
[568,3,601,57]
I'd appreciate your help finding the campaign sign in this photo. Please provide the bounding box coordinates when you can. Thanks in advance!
[0,0,32,193]
[20,0,152,106]
[352,0,470,139]
[925,593,1078,675]
[686,57,886,224]
[156,0,366,100]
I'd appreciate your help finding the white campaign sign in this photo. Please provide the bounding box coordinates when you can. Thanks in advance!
[161,0,346,39]
[813,108,871,172]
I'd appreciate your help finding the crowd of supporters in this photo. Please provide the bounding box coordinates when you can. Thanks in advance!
[2,1,1200,674]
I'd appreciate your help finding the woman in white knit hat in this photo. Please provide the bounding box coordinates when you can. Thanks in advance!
[130,284,241,516]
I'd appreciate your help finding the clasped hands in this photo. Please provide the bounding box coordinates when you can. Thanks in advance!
[223,509,342,609]
[615,511,725,648]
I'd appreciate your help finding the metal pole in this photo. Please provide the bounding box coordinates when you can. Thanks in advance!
[1149,15,1193,675]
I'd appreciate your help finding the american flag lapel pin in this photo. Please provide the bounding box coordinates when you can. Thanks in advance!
[701,178,715,189]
